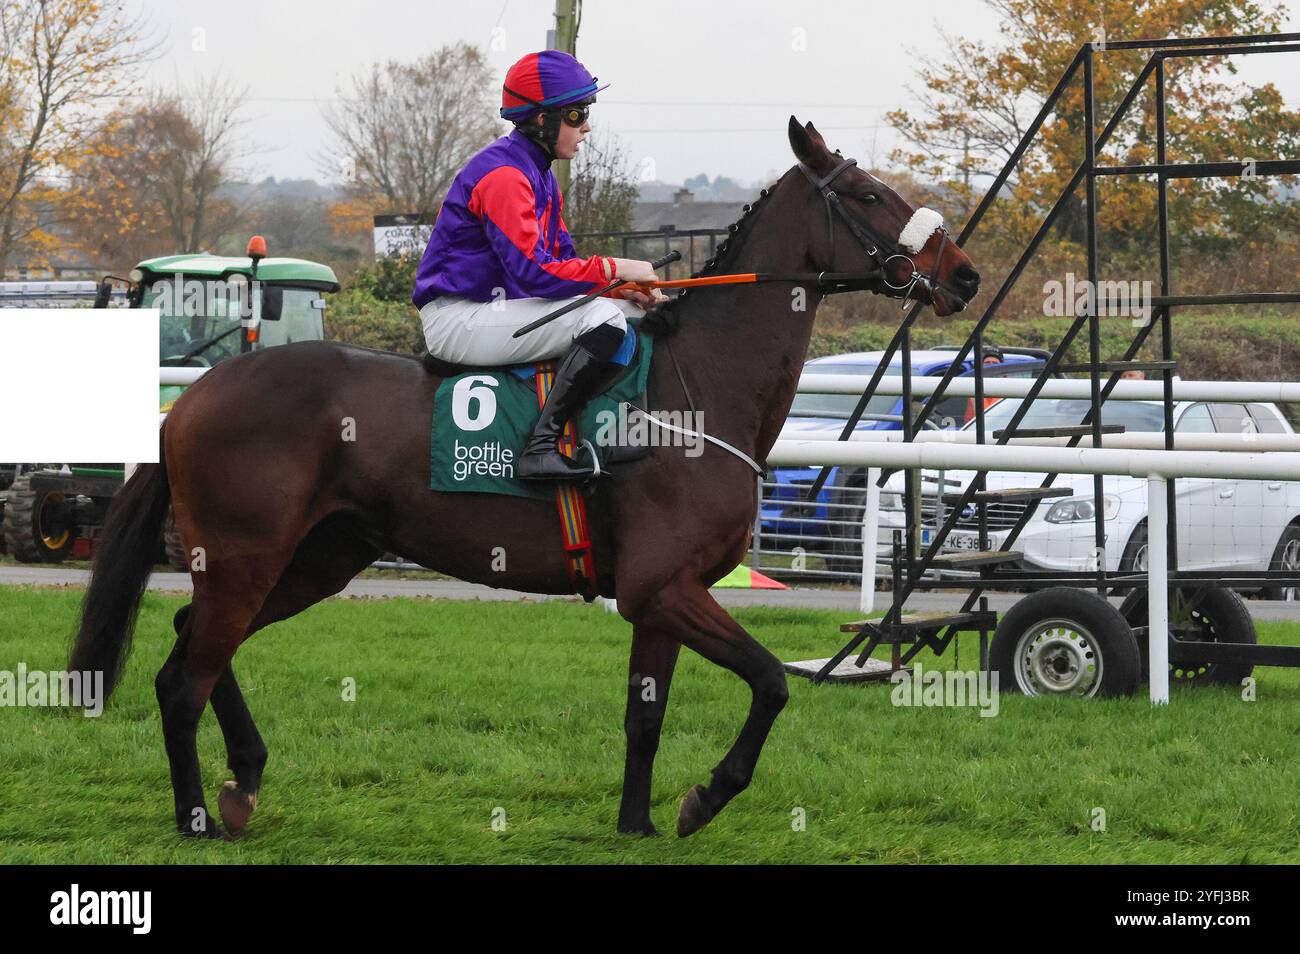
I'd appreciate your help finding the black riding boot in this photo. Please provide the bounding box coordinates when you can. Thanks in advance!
[517,325,624,482]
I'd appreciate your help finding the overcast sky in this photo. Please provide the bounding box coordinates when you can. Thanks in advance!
[129,0,1300,186]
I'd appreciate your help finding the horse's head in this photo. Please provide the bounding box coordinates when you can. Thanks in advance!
[787,117,980,316]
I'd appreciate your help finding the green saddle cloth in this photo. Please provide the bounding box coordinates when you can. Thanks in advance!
[429,331,654,499]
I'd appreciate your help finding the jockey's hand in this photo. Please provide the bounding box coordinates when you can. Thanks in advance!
[615,284,669,308]
[610,258,659,283]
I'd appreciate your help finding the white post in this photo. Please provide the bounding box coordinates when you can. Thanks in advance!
[1147,474,1169,705]
[124,463,137,483]
[860,467,880,614]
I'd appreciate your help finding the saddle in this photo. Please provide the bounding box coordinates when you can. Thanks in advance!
[421,352,489,378]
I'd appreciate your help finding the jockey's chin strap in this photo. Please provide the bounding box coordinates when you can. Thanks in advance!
[797,156,951,309]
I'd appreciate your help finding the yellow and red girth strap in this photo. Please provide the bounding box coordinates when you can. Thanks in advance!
[532,361,597,591]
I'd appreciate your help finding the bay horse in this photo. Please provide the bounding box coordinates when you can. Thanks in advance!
[69,118,979,840]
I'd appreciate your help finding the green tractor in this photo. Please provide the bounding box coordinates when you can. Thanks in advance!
[1,238,340,566]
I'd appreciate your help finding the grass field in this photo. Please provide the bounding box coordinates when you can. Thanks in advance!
[1,585,1298,864]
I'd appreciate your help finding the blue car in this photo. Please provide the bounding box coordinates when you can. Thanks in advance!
[761,347,1050,572]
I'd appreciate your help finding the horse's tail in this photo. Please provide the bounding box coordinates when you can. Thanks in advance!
[69,434,171,700]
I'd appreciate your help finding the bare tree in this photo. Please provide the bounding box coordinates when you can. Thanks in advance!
[0,0,155,272]
[323,43,501,214]
[152,76,250,252]
[252,191,336,259]
[564,132,638,253]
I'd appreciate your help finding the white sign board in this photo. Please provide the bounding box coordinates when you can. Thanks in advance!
[373,214,435,259]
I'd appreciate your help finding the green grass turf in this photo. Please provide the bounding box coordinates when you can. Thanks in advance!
[1,586,1297,864]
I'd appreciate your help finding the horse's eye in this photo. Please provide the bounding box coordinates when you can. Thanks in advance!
[860,194,880,205]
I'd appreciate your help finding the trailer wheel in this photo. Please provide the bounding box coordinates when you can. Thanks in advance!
[163,508,190,572]
[991,587,1141,698]
[1119,586,1256,686]
[2,473,77,563]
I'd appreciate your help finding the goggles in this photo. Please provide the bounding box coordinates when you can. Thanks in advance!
[559,103,591,128]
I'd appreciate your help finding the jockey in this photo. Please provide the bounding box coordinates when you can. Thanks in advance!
[413,50,664,482]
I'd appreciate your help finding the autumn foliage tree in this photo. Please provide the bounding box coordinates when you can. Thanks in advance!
[0,0,152,273]
[887,0,1300,265]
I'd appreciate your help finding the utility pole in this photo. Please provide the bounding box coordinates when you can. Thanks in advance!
[549,0,581,193]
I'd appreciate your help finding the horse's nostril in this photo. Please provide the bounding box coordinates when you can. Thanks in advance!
[956,264,980,283]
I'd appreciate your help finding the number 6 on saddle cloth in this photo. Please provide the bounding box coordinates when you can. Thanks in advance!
[424,323,653,500]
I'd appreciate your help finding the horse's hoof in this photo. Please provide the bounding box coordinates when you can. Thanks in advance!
[178,815,223,840]
[617,820,660,837]
[676,784,715,838]
[217,780,257,838]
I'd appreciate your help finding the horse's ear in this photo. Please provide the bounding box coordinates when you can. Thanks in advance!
[788,115,829,168]
[804,120,829,149]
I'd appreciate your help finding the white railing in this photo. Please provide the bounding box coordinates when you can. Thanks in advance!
[799,373,1300,403]
[787,428,1300,451]
[159,367,208,386]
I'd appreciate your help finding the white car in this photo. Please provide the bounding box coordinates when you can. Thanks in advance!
[879,397,1300,596]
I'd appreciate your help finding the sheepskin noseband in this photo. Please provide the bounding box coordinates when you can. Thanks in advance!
[898,208,944,254]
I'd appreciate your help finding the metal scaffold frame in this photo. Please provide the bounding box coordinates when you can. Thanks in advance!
[803,32,1300,695]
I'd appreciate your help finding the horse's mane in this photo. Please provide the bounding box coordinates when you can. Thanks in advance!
[640,167,792,337]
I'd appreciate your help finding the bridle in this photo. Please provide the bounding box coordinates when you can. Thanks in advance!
[798,156,952,309]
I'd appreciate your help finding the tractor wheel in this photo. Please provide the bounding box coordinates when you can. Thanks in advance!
[1119,586,1256,686]
[2,473,78,563]
[991,587,1141,698]
[164,508,190,572]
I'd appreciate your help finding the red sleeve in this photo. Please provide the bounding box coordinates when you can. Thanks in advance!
[469,167,614,289]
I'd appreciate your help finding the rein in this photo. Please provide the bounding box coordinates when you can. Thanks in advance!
[632,269,882,294]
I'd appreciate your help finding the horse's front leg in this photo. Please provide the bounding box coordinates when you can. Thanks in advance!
[617,622,681,835]
[637,579,790,837]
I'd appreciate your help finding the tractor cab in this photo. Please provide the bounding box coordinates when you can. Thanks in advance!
[136,238,340,410]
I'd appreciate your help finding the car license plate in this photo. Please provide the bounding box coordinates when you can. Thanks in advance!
[949,531,980,551]
[919,529,980,550]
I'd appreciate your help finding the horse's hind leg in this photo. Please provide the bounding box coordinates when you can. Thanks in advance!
[633,580,789,838]
[165,604,267,836]
[156,585,267,838]
[210,665,267,836]
[617,622,681,836]
[209,518,380,836]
